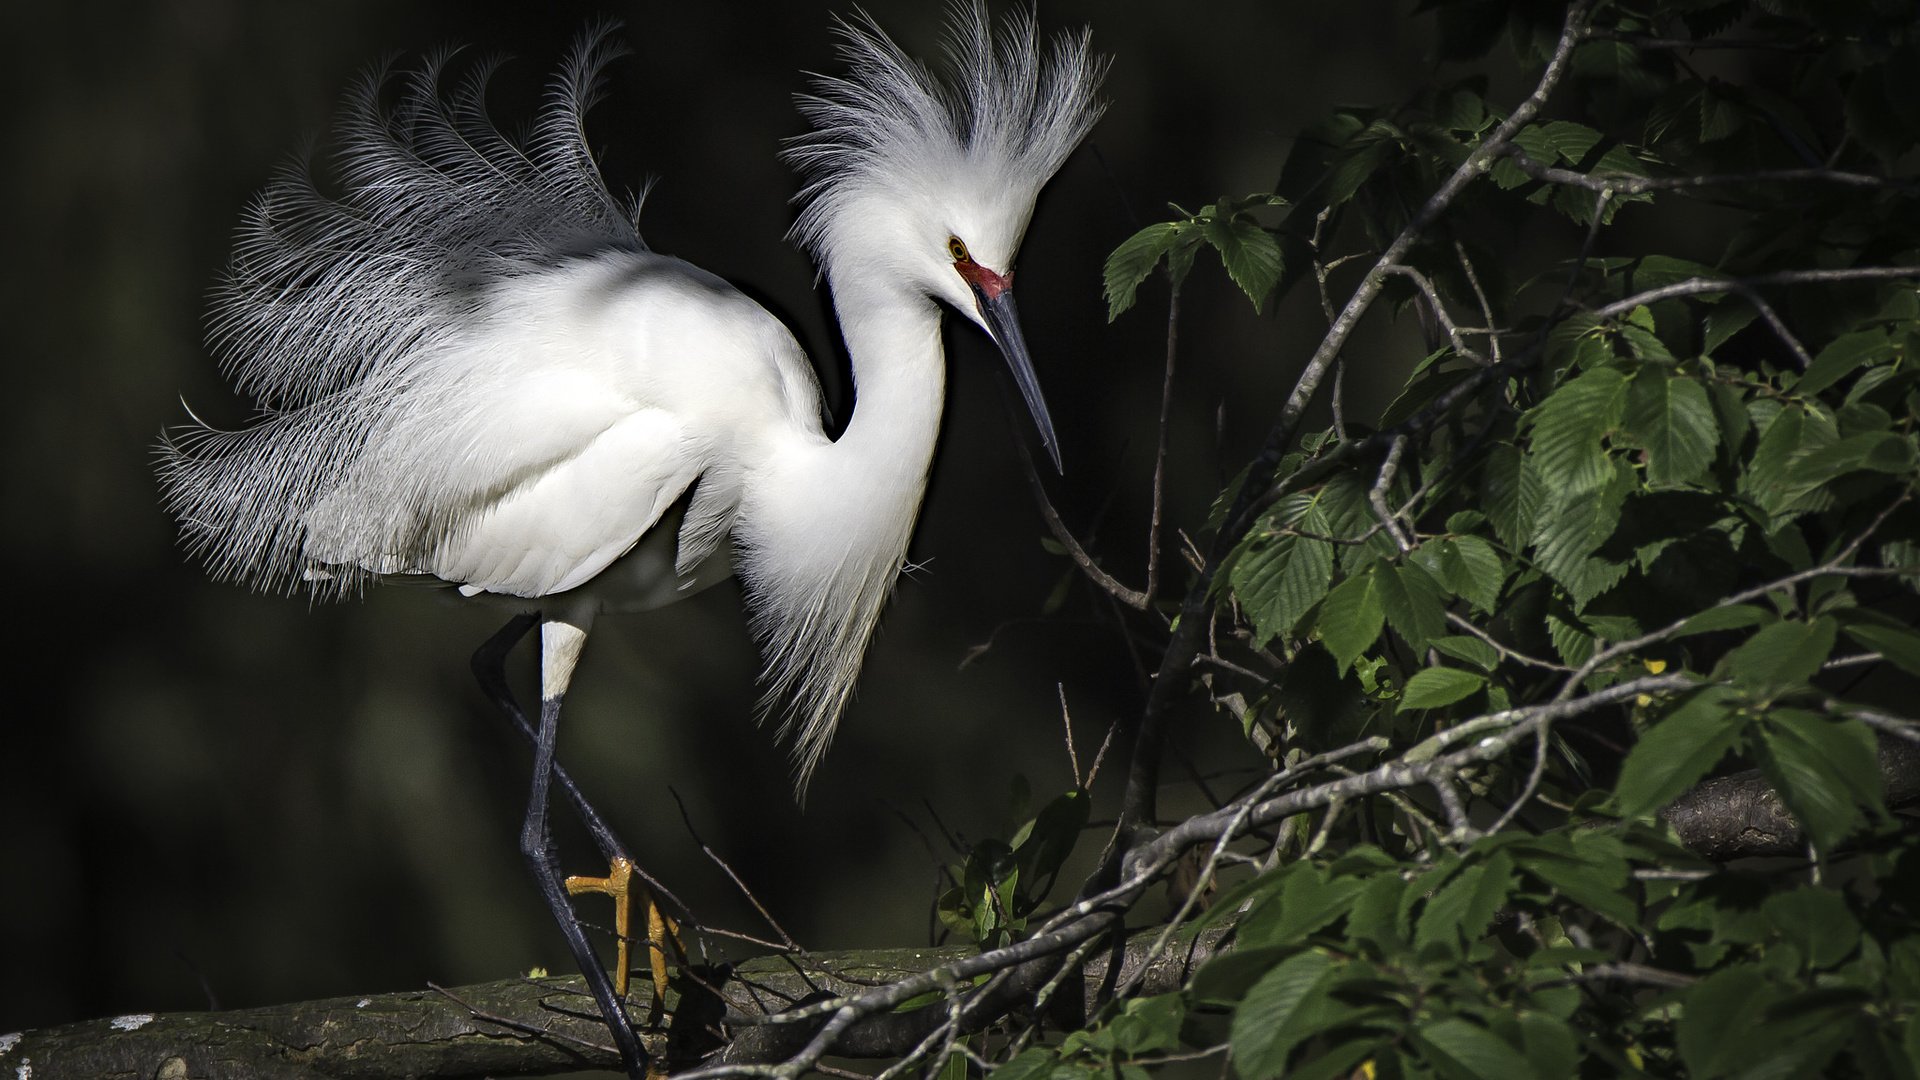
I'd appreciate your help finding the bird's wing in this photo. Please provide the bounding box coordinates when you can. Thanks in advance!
[423,404,702,597]
[297,252,820,600]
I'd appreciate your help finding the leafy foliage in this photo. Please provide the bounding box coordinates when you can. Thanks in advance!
[997,1,1920,1077]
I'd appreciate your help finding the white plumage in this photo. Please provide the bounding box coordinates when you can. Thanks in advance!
[159,6,1105,786]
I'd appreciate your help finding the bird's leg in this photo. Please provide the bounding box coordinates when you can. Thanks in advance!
[474,615,685,1021]
[524,618,649,1078]
[474,614,635,864]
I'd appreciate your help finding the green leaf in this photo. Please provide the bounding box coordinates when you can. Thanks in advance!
[1324,130,1398,206]
[1725,617,1836,691]
[1799,329,1893,396]
[1525,366,1630,496]
[1838,619,1920,678]
[1612,686,1745,819]
[1789,430,1916,485]
[1431,634,1500,671]
[1511,833,1636,925]
[990,1047,1056,1080]
[1282,1041,1381,1080]
[1482,443,1540,550]
[1415,1017,1537,1080]
[1624,367,1718,487]
[1703,302,1758,356]
[1202,216,1284,314]
[1318,566,1387,672]
[1231,950,1337,1079]
[1516,1013,1578,1080]
[1400,667,1487,710]
[1412,536,1506,613]
[1415,851,1516,953]
[1103,222,1181,321]
[1233,532,1336,646]
[1532,458,1632,607]
[1674,604,1775,637]
[1762,887,1861,970]
[1241,866,1366,948]
[1677,966,1783,1077]
[1755,710,1883,852]
[1191,945,1289,1004]
[1106,994,1185,1055]
[1010,789,1088,884]
[1381,561,1449,652]
[1345,870,1409,952]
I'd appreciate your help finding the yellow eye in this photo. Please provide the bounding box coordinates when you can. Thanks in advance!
[947,236,969,262]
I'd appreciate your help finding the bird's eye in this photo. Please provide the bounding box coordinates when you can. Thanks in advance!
[947,236,970,262]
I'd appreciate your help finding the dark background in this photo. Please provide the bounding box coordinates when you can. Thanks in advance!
[4,0,1439,1042]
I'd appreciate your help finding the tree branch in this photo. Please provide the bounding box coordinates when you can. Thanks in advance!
[2,929,1228,1080]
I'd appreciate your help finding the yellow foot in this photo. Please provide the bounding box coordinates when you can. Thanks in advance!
[565,857,636,997]
[565,857,686,1019]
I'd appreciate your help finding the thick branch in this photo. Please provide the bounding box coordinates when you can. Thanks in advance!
[2,928,1226,1080]
[1663,736,1920,860]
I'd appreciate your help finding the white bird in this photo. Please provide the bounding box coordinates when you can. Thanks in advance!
[158,6,1102,1074]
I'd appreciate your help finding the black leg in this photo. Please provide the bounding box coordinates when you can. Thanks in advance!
[523,691,649,1078]
[473,615,634,866]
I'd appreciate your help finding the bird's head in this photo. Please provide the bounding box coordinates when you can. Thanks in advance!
[783,2,1106,471]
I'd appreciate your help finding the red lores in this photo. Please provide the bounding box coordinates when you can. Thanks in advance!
[954,256,1012,300]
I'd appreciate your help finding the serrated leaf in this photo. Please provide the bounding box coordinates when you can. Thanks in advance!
[1431,634,1500,671]
[1790,431,1916,486]
[1699,88,1746,142]
[1703,302,1758,356]
[1191,945,1289,1004]
[1674,604,1775,637]
[990,1047,1057,1080]
[1400,667,1486,710]
[1318,566,1387,672]
[1755,710,1882,852]
[1413,536,1506,613]
[1625,367,1718,487]
[1725,617,1836,691]
[1202,216,1284,314]
[1677,967,1783,1077]
[1800,329,1894,396]
[1482,443,1539,550]
[1415,851,1516,952]
[1231,950,1338,1078]
[1233,532,1335,646]
[1762,887,1861,970]
[1324,131,1397,207]
[1517,1013,1578,1080]
[1839,620,1920,678]
[1241,866,1367,948]
[1103,222,1182,322]
[1346,870,1409,952]
[1381,562,1449,652]
[1613,685,1744,819]
[1511,833,1635,925]
[1532,458,1632,607]
[1415,1017,1538,1080]
[1525,366,1630,496]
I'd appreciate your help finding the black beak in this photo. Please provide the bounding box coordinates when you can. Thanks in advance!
[971,284,1062,473]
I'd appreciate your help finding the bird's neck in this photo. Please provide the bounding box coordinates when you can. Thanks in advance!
[830,277,948,479]
[728,273,949,787]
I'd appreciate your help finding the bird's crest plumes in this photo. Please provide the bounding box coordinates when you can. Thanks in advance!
[158,27,641,597]
[783,2,1106,264]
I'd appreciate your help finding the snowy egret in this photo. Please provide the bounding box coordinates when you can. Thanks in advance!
[158,4,1102,1072]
